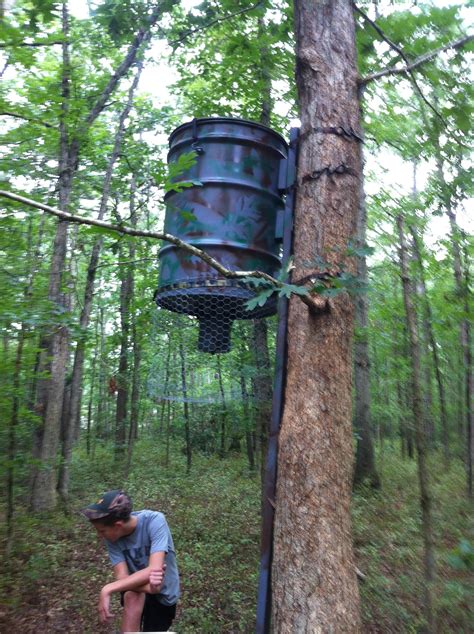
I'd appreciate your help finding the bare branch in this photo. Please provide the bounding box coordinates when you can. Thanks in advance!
[0,40,64,48]
[359,30,474,85]
[353,2,449,124]
[0,188,327,314]
[83,7,163,128]
[1,111,57,129]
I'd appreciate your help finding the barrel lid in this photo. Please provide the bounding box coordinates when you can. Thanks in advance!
[169,116,288,149]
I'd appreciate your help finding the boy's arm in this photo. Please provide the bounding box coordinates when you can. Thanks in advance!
[98,552,166,623]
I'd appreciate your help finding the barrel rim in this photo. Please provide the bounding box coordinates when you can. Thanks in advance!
[169,116,288,148]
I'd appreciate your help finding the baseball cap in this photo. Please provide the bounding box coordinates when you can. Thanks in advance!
[80,489,132,520]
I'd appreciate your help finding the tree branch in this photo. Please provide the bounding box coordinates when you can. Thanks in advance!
[353,3,473,126]
[1,111,57,129]
[359,31,474,85]
[83,5,165,129]
[0,189,327,314]
[0,40,64,48]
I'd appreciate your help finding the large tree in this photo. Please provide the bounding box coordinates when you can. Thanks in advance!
[272,0,362,630]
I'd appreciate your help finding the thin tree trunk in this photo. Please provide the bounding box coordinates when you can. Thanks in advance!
[123,175,140,475]
[410,225,450,463]
[114,196,136,455]
[159,342,172,433]
[86,345,97,457]
[6,217,45,550]
[273,2,362,629]
[96,307,106,441]
[397,213,436,633]
[252,320,273,483]
[252,22,276,481]
[30,3,72,511]
[178,342,192,473]
[165,399,172,467]
[353,158,380,488]
[125,324,141,476]
[446,205,472,496]
[239,335,255,472]
[58,65,143,499]
[216,355,227,458]
[6,329,25,553]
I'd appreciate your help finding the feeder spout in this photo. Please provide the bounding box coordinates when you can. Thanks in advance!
[198,316,232,354]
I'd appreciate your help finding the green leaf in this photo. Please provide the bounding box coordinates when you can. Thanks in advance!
[245,288,274,311]
[84,225,119,238]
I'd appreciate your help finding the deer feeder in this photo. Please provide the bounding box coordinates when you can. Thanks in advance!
[155,117,289,353]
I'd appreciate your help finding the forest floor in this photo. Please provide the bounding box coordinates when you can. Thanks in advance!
[1,441,472,633]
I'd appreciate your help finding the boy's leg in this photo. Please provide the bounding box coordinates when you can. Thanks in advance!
[141,595,176,632]
[122,591,146,632]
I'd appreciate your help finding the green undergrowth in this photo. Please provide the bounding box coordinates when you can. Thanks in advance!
[354,448,473,633]
[1,440,472,632]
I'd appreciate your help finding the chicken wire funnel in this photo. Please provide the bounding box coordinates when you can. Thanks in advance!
[155,117,289,353]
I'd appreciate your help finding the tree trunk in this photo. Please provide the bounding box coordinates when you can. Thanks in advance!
[410,225,450,463]
[353,158,380,488]
[126,173,140,473]
[239,336,255,472]
[159,341,172,433]
[446,206,473,496]
[272,2,362,630]
[216,355,227,458]
[396,213,436,633]
[114,212,135,455]
[252,319,273,482]
[96,307,106,441]
[86,329,98,457]
[30,3,72,511]
[178,342,192,473]
[59,62,143,494]
[252,17,276,479]
[126,322,141,476]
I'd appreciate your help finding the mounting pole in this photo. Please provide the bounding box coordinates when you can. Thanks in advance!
[255,127,299,634]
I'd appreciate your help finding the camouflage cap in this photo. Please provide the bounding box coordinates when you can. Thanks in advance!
[80,489,132,520]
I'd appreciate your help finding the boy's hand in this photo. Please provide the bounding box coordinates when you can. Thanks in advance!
[98,587,114,623]
[149,564,166,592]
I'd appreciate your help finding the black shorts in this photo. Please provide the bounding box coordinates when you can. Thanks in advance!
[120,592,176,632]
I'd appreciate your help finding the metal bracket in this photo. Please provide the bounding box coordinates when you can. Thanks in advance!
[191,117,205,155]
[275,127,299,242]
[257,126,299,634]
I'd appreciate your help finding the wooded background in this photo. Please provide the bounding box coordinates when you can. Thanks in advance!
[0,1,472,632]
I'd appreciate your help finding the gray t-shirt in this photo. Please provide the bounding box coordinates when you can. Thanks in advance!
[106,510,180,606]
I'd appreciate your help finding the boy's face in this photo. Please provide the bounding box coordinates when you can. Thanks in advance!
[93,519,124,542]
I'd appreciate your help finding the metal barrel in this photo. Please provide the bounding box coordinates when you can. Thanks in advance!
[155,117,288,353]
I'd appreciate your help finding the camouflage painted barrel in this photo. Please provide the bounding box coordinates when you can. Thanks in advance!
[155,117,288,353]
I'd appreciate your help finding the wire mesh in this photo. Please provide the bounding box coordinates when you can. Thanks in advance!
[154,277,277,354]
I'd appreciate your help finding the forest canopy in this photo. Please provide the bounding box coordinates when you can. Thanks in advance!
[0,0,472,632]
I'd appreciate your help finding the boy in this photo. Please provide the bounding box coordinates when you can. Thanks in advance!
[80,489,179,632]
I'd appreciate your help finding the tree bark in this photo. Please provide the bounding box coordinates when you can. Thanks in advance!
[114,231,135,454]
[178,342,192,473]
[125,176,140,475]
[353,161,380,488]
[396,214,435,633]
[272,1,362,630]
[58,62,143,501]
[410,225,450,463]
[216,355,228,457]
[252,319,273,482]
[30,3,72,511]
[446,206,473,496]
